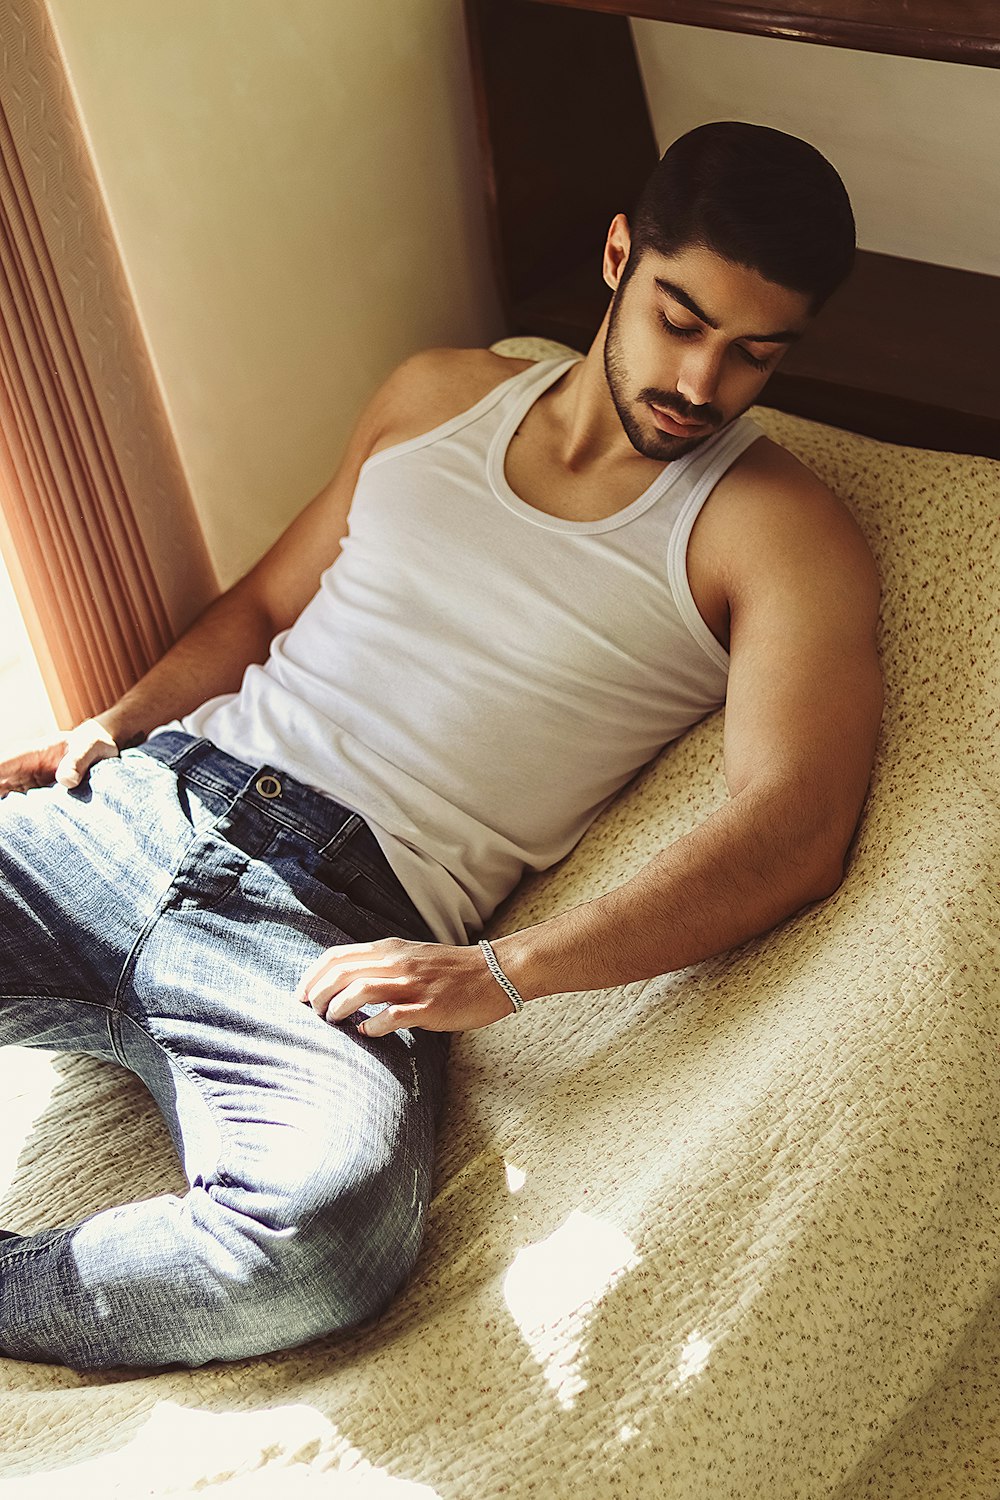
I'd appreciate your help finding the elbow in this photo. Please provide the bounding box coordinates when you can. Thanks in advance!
[803,854,847,907]
[776,779,870,912]
[795,826,855,910]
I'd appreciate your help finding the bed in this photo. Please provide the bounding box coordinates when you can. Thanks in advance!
[3,3,1000,1493]
[1,330,998,1496]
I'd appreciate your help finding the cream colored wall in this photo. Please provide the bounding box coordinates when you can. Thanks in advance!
[631,22,1000,277]
[46,0,503,586]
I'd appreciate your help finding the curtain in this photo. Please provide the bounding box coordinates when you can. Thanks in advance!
[0,0,216,728]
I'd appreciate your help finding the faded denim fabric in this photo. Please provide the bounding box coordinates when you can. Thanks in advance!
[0,732,449,1370]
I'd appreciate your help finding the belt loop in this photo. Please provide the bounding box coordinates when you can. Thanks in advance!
[162,734,209,774]
[319,813,364,860]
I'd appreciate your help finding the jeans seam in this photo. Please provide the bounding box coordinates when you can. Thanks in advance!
[0,995,234,1182]
[0,1241,61,1263]
[109,817,284,1042]
[192,821,285,915]
[0,989,118,1061]
[108,834,205,1062]
[0,991,110,1009]
[116,1011,237,1188]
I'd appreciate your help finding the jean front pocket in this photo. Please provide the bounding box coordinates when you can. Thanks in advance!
[338,864,430,941]
[164,830,251,914]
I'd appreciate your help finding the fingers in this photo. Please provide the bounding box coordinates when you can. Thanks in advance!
[293,940,384,1003]
[0,719,119,794]
[294,938,513,1036]
[357,1005,409,1039]
[295,940,412,1025]
[54,720,120,788]
[0,736,70,796]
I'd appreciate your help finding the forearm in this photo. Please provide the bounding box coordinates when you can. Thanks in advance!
[493,782,848,1001]
[95,581,276,745]
[294,779,859,1038]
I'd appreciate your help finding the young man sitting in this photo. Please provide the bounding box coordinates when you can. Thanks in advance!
[0,122,881,1370]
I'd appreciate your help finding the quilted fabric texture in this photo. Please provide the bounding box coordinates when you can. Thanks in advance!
[1,340,998,1499]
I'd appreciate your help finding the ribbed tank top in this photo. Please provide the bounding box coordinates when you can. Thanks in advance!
[177,356,763,942]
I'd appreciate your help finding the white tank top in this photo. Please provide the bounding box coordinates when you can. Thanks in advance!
[177,356,762,942]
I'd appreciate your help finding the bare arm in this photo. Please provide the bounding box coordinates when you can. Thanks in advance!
[495,460,883,994]
[0,346,528,797]
[0,367,388,794]
[300,454,882,1032]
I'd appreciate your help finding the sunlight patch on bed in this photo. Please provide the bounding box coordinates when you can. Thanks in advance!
[0,1048,60,1197]
[504,1160,526,1192]
[503,1208,640,1409]
[674,1327,712,1387]
[9,1400,444,1497]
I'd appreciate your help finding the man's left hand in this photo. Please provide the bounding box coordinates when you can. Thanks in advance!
[294,937,521,1036]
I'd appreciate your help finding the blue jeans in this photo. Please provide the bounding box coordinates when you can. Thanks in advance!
[0,732,449,1370]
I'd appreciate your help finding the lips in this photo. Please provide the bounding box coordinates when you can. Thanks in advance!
[648,401,711,438]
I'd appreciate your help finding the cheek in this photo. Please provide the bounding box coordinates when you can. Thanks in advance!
[636,330,681,390]
[719,359,771,410]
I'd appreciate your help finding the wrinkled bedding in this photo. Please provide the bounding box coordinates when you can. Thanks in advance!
[2,344,998,1498]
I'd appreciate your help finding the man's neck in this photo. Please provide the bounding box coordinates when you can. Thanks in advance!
[539,313,659,480]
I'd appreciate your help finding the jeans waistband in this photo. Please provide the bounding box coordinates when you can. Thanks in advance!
[136,731,401,895]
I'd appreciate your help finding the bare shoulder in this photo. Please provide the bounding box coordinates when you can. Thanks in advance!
[369,347,534,456]
[689,433,880,646]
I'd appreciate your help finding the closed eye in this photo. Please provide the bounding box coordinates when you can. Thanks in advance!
[661,313,774,373]
[659,312,700,340]
[736,346,772,372]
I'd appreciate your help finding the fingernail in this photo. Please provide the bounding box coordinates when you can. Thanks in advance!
[357,1021,368,1037]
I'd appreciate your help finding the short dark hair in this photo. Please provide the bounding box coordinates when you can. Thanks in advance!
[627,121,856,313]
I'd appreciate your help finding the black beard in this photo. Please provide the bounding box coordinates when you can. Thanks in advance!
[603,286,724,462]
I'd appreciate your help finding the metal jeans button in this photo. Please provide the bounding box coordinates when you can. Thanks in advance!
[255,774,282,800]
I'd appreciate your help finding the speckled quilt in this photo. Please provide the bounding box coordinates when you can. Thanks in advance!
[2,344,998,1499]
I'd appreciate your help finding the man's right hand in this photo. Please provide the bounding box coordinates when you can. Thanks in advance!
[0,718,121,797]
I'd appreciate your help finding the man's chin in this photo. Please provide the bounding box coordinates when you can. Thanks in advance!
[628,424,713,463]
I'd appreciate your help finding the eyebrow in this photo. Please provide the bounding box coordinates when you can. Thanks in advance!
[654,276,803,345]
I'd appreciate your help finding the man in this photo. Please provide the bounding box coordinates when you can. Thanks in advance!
[0,122,881,1370]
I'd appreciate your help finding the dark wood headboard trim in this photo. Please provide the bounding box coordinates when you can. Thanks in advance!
[525,0,1000,68]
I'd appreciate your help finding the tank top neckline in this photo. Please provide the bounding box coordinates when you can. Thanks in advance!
[487,356,729,536]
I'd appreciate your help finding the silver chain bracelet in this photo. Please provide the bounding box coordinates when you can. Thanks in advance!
[478,938,525,1015]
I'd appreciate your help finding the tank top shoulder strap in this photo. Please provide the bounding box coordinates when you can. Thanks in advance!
[360,355,582,477]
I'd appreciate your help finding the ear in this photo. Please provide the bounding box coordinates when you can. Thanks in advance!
[602,214,632,292]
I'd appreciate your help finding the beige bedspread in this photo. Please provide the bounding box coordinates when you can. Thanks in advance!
[2,349,999,1498]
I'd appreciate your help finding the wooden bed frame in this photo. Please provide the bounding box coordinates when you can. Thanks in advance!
[465,0,1000,456]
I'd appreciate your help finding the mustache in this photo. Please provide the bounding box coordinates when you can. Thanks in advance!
[641,388,722,428]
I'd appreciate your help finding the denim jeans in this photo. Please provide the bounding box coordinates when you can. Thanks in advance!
[0,732,449,1370]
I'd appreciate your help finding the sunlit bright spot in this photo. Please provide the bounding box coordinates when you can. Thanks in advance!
[21,1399,443,1496]
[0,1048,61,1197]
[675,1328,712,1386]
[618,1422,640,1444]
[504,1161,526,1193]
[503,1208,640,1409]
[0,555,56,742]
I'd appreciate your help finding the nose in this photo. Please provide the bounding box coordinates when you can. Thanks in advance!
[676,342,724,409]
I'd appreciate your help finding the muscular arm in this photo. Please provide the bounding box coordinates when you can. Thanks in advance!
[498,452,882,995]
[0,346,528,796]
[101,377,394,749]
[0,361,390,792]
[301,447,882,1032]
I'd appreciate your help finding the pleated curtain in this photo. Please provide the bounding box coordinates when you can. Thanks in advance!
[0,1,215,728]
